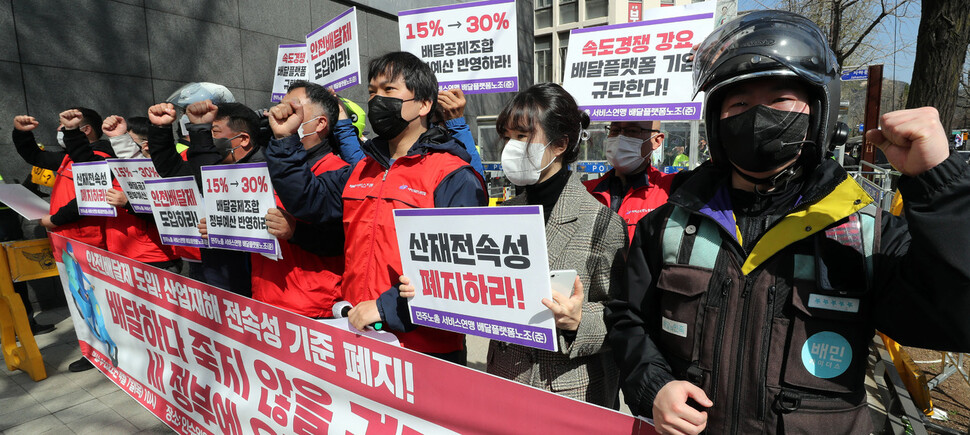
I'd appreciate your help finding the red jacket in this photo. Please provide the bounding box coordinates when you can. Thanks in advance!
[583,166,673,243]
[342,151,475,354]
[251,151,348,318]
[105,178,179,264]
[50,155,106,248]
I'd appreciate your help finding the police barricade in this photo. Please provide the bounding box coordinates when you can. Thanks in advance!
[49,233,655,434]
[0,238,61,381]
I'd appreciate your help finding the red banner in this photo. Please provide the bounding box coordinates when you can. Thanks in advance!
[51,233,656,434]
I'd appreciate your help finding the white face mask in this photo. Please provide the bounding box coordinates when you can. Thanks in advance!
[299,116,322,139]
[605,134,657,175]
[56,131,65,147]
[501,139,554,186]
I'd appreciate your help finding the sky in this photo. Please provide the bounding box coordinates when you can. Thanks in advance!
[737,0,921,84]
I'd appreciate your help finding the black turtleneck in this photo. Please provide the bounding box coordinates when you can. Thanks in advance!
[524,166,571,223]
[730,175,805,253]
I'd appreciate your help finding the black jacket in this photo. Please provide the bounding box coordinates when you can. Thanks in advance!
[606,154,970,432]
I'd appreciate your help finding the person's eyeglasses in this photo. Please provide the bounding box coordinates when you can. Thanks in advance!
[605,125,661,137]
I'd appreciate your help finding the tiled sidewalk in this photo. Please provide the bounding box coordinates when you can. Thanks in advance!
[0,307,171,434]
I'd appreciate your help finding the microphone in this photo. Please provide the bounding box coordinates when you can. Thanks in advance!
[332,301,383,331]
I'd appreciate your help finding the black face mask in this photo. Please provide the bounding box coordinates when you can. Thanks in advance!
[368,95,418,139]
[719,105,811,173]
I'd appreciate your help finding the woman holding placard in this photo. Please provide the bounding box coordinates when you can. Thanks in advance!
[403,83,627,407]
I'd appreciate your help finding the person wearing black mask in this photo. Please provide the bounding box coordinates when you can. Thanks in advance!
[606,10,970,434]
[264,52,486,364]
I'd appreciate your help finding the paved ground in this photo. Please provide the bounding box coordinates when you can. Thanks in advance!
[0,307,170,435]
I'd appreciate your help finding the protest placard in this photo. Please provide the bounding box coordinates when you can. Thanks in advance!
[51,233,657,434]
[271,44,309,103]
[144,176,206,248]
[394,205,560,352]
[306,7,360,91]
[200,163,279,257]
[398,0,518,94]
[107,158,161,214]
[562,2,715,121]
[0,184,49,220]
[72,161,116,217]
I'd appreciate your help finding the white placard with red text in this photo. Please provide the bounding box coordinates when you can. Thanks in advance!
[72,161,116,217]
[271,44,308,103]
[306,7,360,91]
[51,233,657,435]
[200,163,279,258]
[398,0,518,94]
[394,205,559,351]
[106,158,161,214]
[143,176,206,248]
[562,2,716,121]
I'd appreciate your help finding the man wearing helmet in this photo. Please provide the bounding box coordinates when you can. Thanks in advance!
[606,11,970,434]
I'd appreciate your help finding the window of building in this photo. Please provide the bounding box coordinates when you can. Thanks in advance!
[585,0,609,19]
[558,31,570,82]
[535,0,552,29]
[535,36,552,83]
[559,0,578,24]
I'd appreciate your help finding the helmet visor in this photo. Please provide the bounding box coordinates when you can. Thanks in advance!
[693,11,839,98]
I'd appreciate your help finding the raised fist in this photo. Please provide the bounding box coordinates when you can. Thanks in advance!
[102,115,128,137]
[186,99,218,125]
[437,88,466,121]
[13,115,39,132]
[148,103,177,126]
[59,109,84,130]
[268,100,304,139]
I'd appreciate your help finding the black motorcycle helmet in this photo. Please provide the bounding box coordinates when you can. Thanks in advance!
[693,10,849,173]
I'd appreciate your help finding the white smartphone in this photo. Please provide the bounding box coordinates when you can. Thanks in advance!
[549,269,578,297]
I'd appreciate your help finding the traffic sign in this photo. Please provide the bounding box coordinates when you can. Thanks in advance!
[841,67,868,81]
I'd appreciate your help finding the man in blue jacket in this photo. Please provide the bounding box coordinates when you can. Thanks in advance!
[265,52,486,364]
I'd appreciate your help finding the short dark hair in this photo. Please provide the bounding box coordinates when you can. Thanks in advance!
[215,102,259,138]
[72,107,103,138]
[496,83,590,165]
[286,80,313,93]
[126,116,150,137]
[368,52,438,104]
[302,83,339,135]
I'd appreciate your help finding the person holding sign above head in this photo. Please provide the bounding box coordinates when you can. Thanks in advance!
[584,120,674,243]
[265,52,487,364]
[99,115,181,274]
[252,81,349,319]
[606,11,970,434]
[400,82,627,406]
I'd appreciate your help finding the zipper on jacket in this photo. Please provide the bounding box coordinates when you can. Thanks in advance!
[731,276,755,434]
[758,285,777,421]
[709,276,732,404]
[363,168,390,296]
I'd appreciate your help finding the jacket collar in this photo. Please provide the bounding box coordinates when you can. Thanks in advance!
[361,126,470,169]
[511,172,585,225]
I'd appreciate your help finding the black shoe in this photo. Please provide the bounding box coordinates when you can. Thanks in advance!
[68,357,94,372]
[30,322,55,335]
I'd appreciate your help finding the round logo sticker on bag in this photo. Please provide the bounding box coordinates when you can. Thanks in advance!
[801,331,852,378]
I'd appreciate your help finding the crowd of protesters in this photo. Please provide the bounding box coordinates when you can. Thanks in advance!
[8,11,970,434]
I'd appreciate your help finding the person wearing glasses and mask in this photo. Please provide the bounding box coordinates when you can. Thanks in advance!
[585,121,674,243]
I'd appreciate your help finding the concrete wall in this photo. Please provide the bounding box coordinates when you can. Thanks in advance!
[1,0,531,184]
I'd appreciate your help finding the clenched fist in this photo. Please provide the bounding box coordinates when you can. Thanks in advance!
[102,115,128,137]
[60,109,84,130]
[267,100,305,139]
[186,99,218,125]
[148,103,177,126]
[13,115,39,132]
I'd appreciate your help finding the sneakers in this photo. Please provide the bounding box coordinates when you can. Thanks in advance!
[30,322,55,335]
[68,357,94,372]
